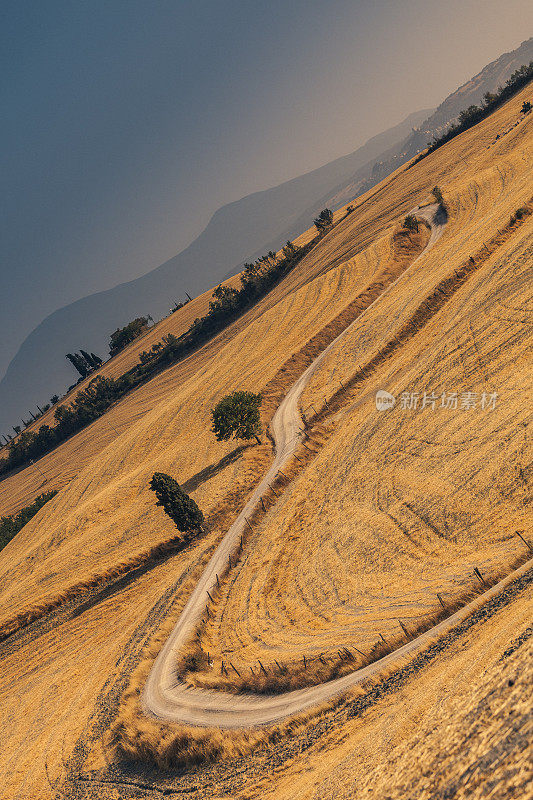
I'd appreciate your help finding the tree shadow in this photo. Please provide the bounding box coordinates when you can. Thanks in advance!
[181,444,251,494]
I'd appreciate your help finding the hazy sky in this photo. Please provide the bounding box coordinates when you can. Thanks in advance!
[1,0,532,379]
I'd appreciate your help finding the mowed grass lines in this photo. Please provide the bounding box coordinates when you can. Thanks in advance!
[254,584,532,800]
[0,82,531,798]
[0,224,397,629]
[191,116,533,679]
[1,83,530,520]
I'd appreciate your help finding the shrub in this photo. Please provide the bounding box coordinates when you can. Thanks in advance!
[512,206,527,222]
[211,391,263,444]
[431,186,444,205]
[109,317,149,356]
[0,491,58,552]
[521,100,532,114]
[403,214,419,232]
[149,473,204,532]
[313,208,334,233]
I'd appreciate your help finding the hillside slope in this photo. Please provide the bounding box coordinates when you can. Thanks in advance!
[2,37,532,437]
[0,80,531,799]
[332,36,533,207]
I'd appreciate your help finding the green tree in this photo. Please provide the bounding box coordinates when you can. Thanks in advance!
[109,317,149,356]
[79,349,102,370]
[282,240,301,260]
[521,100,532,114]
[211,391,262,444]
[66,352,89,378]
[208,285,239,316]
[149,472,204,532]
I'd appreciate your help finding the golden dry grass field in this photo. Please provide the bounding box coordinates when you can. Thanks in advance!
[0,83,532,798]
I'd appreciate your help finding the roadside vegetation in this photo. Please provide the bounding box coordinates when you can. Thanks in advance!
[211,391,263,445]
[402,214,419,232]
[0,491,57,553]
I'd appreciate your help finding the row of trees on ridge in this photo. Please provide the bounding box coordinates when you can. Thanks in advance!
[0,217,328,474]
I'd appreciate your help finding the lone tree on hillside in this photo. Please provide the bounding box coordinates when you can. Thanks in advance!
[313,208,334,233]
[149,472,204,532]
[521,100,532,114]
[211,391,263,444]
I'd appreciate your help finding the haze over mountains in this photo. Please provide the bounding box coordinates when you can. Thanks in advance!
[1,35,532,436]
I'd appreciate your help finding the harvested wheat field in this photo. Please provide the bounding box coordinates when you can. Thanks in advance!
[0,82,532,798]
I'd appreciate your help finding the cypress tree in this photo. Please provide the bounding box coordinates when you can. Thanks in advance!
[149,472,204,533]
[66,353,89,378]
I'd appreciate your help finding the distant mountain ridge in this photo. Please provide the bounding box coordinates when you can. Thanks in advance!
[1,36,532,434]
[0,109,430,433]
[325,36,533,210]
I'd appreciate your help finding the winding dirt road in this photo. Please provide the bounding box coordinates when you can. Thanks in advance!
[142,203,527,728]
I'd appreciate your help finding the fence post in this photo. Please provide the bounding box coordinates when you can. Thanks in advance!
[398,619,409,636]
[516,531,532,551]
[474,567,485,585]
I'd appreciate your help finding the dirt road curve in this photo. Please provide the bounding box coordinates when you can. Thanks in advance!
[142,203,519,728]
